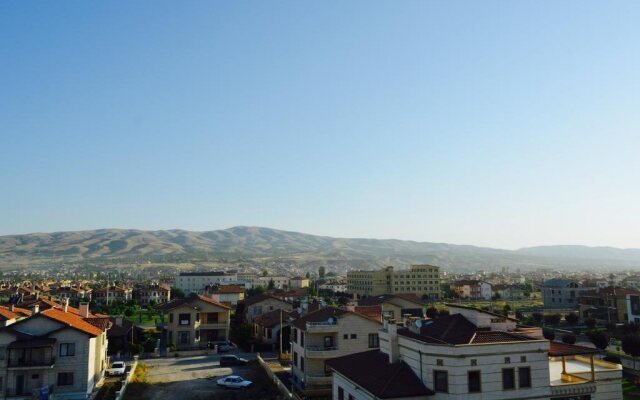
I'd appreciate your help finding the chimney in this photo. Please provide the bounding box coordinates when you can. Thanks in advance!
[387,321,400,363]
[64,298,69,313]
[35,291,39,300]
[32,304,40,314]
[9,304,15,312]
[79,302,90,318]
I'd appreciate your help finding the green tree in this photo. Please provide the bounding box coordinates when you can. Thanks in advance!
[171,287,185,299]
[561,333,577,344]
[590,331,610,352]
[622,334,640,369]
[268,279,275,290]
[318,267,326,279]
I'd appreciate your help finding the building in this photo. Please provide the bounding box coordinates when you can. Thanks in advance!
[242,294,293,324]
[258,276,290,290]
[328,304,622,400]
[579,287,639,323]
[290,306,383,396]
[356,294,424,321]
[93,285,133,305]
[492,284,528,300]
[541,278,585,310]
[348,265,440,299]
[204,284,245,306]
[175,271,238,294]
[0,306,30,328]
[135,283,171,306]
[319,281,347,294]
[0,302,111,399]
[290,277,310,289]
[453,280,492,300]
[253,309,292,347]
[627,293,640,325]
[157,293,231,349]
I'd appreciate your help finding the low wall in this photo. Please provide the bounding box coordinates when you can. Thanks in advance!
[257,353,292,399]
[114,356,139,400]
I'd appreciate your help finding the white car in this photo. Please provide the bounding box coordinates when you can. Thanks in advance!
[106,361,126,376]
[216,375,252,389]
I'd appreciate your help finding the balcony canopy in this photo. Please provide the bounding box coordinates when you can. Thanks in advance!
[8,337,56,349]
[549,342,600,357]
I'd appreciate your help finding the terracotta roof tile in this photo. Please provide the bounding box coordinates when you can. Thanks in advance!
[39,308,105,337]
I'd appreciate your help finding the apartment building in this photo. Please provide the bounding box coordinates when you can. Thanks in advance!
[452,280,492,300]
[175,271,238,294]
[0,302,110,400]
[318,281,347,294]
[328,305,622,400]
[243,295,292,324]
[157,293,231,349]
[93,285,133,305]
[290,277,310,289]
[347,265,440,299]
[204,284,245,306]
[579,287,639,323]
[290,307,382,396]
[258,276,290,290]
[542,278,585,310]
[356,294,424,321]
[134,283,171,306]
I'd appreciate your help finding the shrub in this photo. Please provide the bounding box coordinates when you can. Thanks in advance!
[426,306,438,319]
[543,328,555,341]
[565,313,579,325]
[590,331,610,351]
[561,333,577,344]
[544,313,562,325]
[584,318,597,329]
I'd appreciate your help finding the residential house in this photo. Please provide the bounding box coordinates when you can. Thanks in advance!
[290,306,383,396]
[253,309,292,348]
[0,306,30,328]
[453,280,492,300]
[175,271,238,294]
[204,284,245,306]
[541,279,585,310]
[579,287,639,323]
[93,285,133,305]
[135,283,171,306]
[258,276,290,290]
[157,293,231,349]
[290,277,310,289]
[242,295,293,324]
[356,294,424,321]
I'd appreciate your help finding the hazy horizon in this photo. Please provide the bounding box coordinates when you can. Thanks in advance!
[2,1,639,249]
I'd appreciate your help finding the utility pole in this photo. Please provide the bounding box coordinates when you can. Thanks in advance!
[279,310,283,359]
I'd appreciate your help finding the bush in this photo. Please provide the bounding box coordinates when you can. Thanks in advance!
[605,322,616,332]
[543,328,555,341]
[565,313,579,325]
[561,333,577,344]
[590,331,610,351]
[532,312,544,324]
[584,318,597,329]
[426,306,438,319]
[438,309,450,317]
[544,313,562,325]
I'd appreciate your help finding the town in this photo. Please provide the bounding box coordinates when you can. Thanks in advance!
[0,262,638,399]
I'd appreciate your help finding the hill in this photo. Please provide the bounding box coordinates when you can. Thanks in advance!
[0,226,639,271]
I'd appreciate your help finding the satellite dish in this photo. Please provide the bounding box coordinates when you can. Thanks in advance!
[415,320,423,328]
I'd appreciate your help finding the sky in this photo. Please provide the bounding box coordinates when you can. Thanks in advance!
[1,1,639,249]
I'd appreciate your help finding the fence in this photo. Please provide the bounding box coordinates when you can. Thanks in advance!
[256,353,292,399]
[114,356,139,400]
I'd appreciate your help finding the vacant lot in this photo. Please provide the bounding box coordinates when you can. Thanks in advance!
[123,356,285,400]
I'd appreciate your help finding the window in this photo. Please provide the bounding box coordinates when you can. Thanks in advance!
[57,372,74,386]
[436,359,443,366]
[350,334,357,339]
[60,343,75,357]
[179,313,191,325]
[434,370,448,392]
[178,331,190,344]
[338,387,344,400]
[292,328,297,343]
[0,346,5,360]
[519,367,531,388]
[348,395,355,400]
[300,332,304,347]
[343,334,348,340]
[520,356,527,363]
[368,333,379,348]
[169,313,174,323]
[468,370,481,392]
[502,368,515,390]
[470,359,477,366]
[301,356,304,372]
[293,351,298,367]
[504,357,511,364]
[324,336,334,348]
[31,374,39,380]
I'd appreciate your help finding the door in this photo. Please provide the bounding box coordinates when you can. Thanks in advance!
[16,375,25,395]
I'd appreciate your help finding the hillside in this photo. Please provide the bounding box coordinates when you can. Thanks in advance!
[0,227,639,271]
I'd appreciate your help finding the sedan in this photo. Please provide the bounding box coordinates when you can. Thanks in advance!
[216,375,252,389]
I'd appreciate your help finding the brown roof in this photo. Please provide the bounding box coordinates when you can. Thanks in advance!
[39,308,105,337]
[549,342,600,357]
[445,303,519,322]
[254,309,292,328]
[0,307,22,321]
[358,294,423,307]
[326,350,434,398]
[354,306,382,321]
[470,331,536,344]
[207,285,245,294]
[292,306,382,330]
[243,294,290,307]
[157,293,231,311]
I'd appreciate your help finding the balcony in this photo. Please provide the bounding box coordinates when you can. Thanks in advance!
[8,356,56,369]
[305,346,339,358]
[305,373,332,386]
[305,321,338,333]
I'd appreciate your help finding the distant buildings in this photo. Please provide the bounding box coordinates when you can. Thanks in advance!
[347,265,440,299]
[175,271,238,294]
[541,278,585,309]
[453,280,492,300]
[289,276,310,289]
[204,284,245,306]
[579,286,639,323]
[134,282,171,306]
[93,285,133,305]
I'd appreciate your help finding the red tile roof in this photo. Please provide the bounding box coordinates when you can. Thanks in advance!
[254,309,292,328]
[549,342,600,357]
[157,293,231,311]
[39,308,105,337]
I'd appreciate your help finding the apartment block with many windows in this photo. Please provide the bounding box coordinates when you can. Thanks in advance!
[347,265,440,299]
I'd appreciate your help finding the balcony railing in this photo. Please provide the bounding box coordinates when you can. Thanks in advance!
[305,346,339,358]
[305,321,338,332]
[8,356,56,368]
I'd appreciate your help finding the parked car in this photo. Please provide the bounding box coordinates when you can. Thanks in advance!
[217,341,235,353]
[216,375,252,389]
[107,361,126,376]
[220,355,248,366]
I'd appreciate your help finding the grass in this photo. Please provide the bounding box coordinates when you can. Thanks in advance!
[623,378,640,399]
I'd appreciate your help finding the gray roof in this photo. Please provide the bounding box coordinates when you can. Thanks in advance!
[541,278,579,288]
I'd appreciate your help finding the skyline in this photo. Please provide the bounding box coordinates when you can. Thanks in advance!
[2,1,640,249]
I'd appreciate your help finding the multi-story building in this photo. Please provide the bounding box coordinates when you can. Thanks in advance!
[492,284,528,300]
[290,306,383,396]
[157,293,231,349]
[93,285,133,305]
[328,304,622,400]
[258,276,290,290]
[0,302,111,399]
[347,265,440,299]
[134,283,171,306]
[541,278,585,310]
[243,295,293,324]
[356,294,424,321]
[318,281,347,294]
[626,293,640,325]
[453,280,492,300]
[579,287,639,323]
[204,284,245,306]
[290,277,310,289]
[175,271,238,294]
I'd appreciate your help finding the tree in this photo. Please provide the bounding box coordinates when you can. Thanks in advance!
[262,270,268,277]
[171,287,185,299]
[305,272,311,279]
[532,312,544,324]
[318,266,326,279]
[268,279,275,290]
[622,334,640,369]
[543,328,555,341]
[544,313,561,325]
[438,309,450,317]
[565,313,579,325]
[585,318,597,329]
[590,331,610,352]
[426,306,438,319]
[561,333,577,344]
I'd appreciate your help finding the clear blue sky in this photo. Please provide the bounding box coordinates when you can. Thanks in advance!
[1,1,639,249]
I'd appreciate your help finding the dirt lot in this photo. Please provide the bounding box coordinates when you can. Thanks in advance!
[123,356,286,400]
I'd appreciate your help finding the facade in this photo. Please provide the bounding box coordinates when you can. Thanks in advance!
[492,284,528,300]
[258,276,290,290]
[348,265,440,299]
[356,294,424,321]
[0,303,110,400]
[290,307,383,396]
[93,286,133,305]
[204,284,245,306]
[243,295,293,324]
[328,305,622,400]
[319,281,347,293]
[290,277,310,289]
[135,283,171,306]
[175,272,238,294]
[542,279,585,310]
[626,294,640,324]
[157,293,231,349]
[452,280,492,300]
[253,309,292,346]
[579,287,639,323]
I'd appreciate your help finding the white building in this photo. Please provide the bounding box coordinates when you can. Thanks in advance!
[175,271,237,294]
[319,281,348,293]
[327,304,622,400]
[258,276,289,290]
